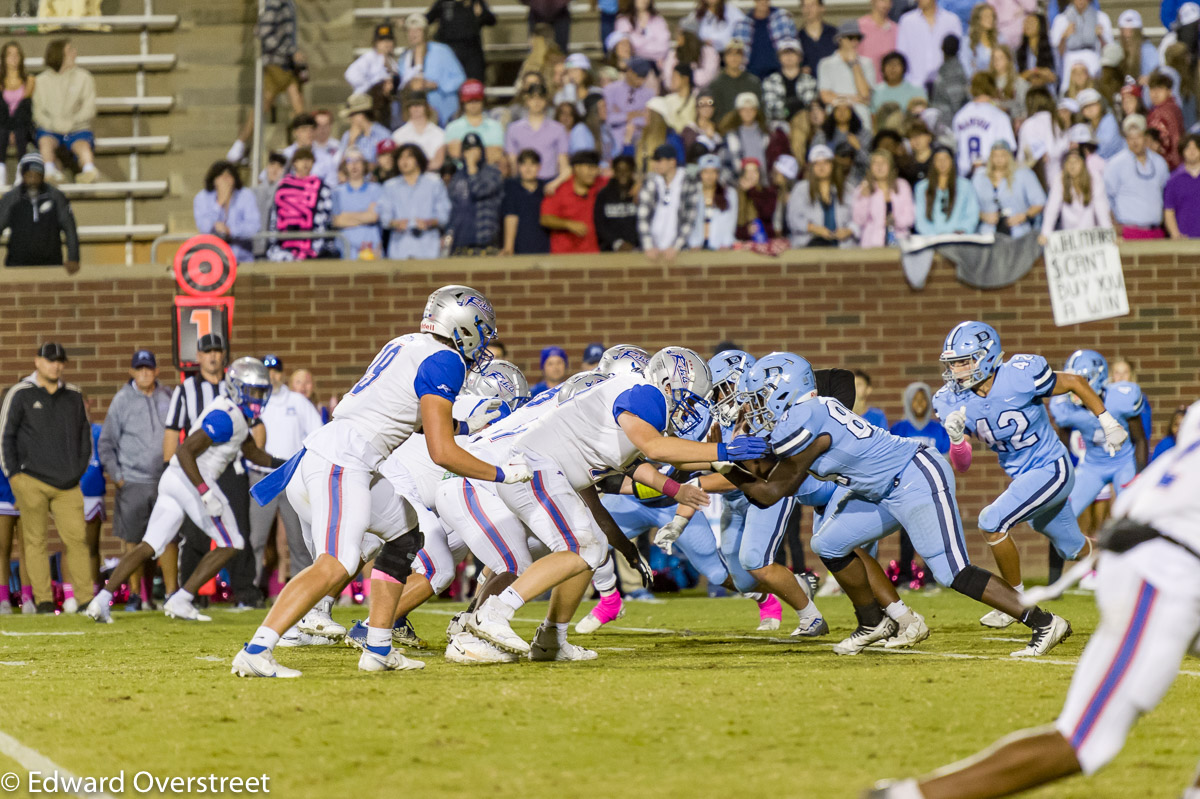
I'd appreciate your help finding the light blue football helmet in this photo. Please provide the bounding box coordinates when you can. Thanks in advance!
[1065,349,1108,394]
[736,352,817,435]
[708,350,757,428]
[940,321,1002,392]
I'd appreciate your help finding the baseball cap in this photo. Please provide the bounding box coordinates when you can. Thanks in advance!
[1076,88,1102,108]
[1057,97,1080,114]
[376,138,397,157]
[1122,113,1147,134]
[627,57,653,77]
[374,22,395,41]
[808,144,834,162]
[1100,42,1125,69]
[263,354,283,371]
[735,92,760,111]
[462,132,484,152]
[37,342,67,362]
[725,37,747,52]
[565,53,591,71]
[198,333,225,353]
[1180,2,1200,25]
[1118,9,1142,28]
[459,79,485,103]
[582,343,605,365]
[131,349,156,369]
[652,144,678,162]
[405,11,427,28]
[1067,123,1096,144]
[777,37,801,53]
[990,139,1013,153]
[697,153,722,170]
[774,154,799,180]
[834,19,863,40]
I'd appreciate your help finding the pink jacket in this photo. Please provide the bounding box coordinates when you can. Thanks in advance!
[660,43,720,89]
[988,0,1037,49]
[851,179,915,247]
[615,14,672,65]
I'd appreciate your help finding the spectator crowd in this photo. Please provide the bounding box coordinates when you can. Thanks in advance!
[196,0,1200,262]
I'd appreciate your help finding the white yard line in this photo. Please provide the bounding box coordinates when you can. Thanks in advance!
[0,630,85,636]
[0,728,114,799]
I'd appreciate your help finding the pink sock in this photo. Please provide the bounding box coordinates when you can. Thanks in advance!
[340,583,353,596]
[63,584,75,600]
[369,568,402,585]
[21,586,32,602]
[0,586,9,603]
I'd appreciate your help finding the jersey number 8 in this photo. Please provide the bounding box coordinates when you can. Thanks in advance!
[823,398,874,440]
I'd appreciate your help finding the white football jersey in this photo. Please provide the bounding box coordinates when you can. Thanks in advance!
[378,432,466,511]
[952,101,1016,176]
[304,333,465,469]
[511,373,668,490]
[170,395,251,480]
[1111,401,1200,554]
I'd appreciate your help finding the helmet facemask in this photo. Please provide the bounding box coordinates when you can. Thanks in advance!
[712,377,742,428]
[669,388,710,438]
[232,379,271,420]
[940,351,988,392]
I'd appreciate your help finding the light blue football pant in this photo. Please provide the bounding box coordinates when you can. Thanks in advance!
[812,449,970,587]
[595,493,727,588]
[1068,452,1138,517]
[978,455,1087,560]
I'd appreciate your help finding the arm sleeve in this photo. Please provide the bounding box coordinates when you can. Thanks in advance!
[0,188,17,232]
[57,193,80,262]
[432,181,452,226]
[193,192,219,234]
[913,181,930,234]
[231,190,262,239]
[201,409,235,444]
[74,395,92,482]
[674,177,700,250]
[772,412,817,459]
[164,384,187,431]
[949,439,973,471]
[414,349,467,401]
[814,368,856,407]
[0,386,22,477]
[1028,355,1057,397]
[97,399,122,482]
[612,385,668,432]
[76,71,96,129]
[1040,181,1062,237]
[636,181,655,250]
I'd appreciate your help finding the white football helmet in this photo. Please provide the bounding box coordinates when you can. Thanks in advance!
[463,359,530,411]
[645,347,713,438]
[556,371,612,403]
[420,285,498,371]
[596,345,649,377]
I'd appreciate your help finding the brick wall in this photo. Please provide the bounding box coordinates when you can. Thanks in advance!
[2,242,1197,570]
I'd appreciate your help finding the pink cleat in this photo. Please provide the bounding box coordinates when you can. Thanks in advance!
[574,592,625,634]
[756,594,782,631]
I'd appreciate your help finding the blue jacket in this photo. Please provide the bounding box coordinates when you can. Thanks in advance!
[402,42,466,126]
[913,176,980,235]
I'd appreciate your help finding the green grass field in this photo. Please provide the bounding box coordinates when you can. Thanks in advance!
[1,590,1197,799]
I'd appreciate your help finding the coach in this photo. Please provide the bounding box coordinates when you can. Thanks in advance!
[99,349,173,609]
[248,355,321,593]
[164,334,263,608]
[0,342,93,613]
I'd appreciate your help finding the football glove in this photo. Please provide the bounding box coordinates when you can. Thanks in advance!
[718,436,771,461]
[1097,411,1128,455]
[653,514,689,555]
[454,396,508,434]
[944,406,968,445]
[632,555,654,588]
[497,454,534,484]
[199,488,225,518]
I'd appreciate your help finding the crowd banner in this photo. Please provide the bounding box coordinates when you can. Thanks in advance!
[1044,228,1130,327]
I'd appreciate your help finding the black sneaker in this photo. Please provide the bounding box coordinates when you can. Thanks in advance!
[36,601,55,614]
[125,594,143,613]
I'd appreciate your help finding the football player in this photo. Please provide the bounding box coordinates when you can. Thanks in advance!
[935,323,1128,631]
[462,347,771,658]
[232,285,533,678]
[728,353,1071,658]
[86,358,282,624]
[867,402,1200,799]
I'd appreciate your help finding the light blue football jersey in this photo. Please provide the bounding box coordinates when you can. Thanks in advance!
[770,397,919,502]
[932,354,1066,478]
[1049,380,1144,464]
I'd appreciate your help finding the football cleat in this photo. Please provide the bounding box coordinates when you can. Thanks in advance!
[815,579,843,598]
[83,595,112,624]
[530,624,598,662]
[446,612,468,638]
[1078,570,1098,591]
[796,573,816,600]
[0,599,10,615]
[445,631,518,664]
[278,627,338,647]
[231,647,302,678]
[164,593,211,622]
[790,615,830,637]
[575,592,624,634]
[344,620,369,651]
[833,617,899,655]
[61,597,78,614]
[20,598,36,615]
[756,594,782,631]
[466,598,530,655]
[298,604,345,640]
[883,611,930,649]
[863,778,925,798]
[358,648,425,672]
[392,616,427,649]
[980,608,1017,628]
[125,594,143,613]
[1011,614,1072,658]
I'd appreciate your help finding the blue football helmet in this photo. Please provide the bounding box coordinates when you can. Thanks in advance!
[736,352,817,435]
[596,344,650,377]
[646,347,713,439]
[940,321,1002,392]
[463,359,529,411]
[708,350,757,429]
[1065,349,1108,394]
[225,357,272,420]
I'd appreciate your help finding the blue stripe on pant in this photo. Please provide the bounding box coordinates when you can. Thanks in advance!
[979,456,1087,560]
[812,450,970,587]
[598,494,728,585]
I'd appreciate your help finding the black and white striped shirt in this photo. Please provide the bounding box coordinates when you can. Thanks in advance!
[165,375,225,433]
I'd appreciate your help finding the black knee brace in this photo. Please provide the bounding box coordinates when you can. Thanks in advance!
[373,530,425,583]
[950,564,992,600]
[820,552,857,573]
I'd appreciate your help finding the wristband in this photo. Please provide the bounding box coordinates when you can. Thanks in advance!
[197,482,210,494]
[494,466,505,483]
[662,478,681,498]
[717,443,728,461]
[458,420,470,436]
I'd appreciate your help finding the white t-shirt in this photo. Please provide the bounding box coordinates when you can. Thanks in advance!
[257,384,324,463]
[392,122,446,163]
[648,170,687,251]
[952,100,1017,176]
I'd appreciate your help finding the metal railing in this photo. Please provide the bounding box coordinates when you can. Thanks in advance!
[150,230,352,266]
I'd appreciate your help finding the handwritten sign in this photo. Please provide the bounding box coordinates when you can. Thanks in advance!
[1044,228,1129,326]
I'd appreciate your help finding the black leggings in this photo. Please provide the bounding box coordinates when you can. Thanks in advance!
[0,96,33,161]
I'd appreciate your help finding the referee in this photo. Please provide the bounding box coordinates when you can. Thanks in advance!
[163,334,264,608]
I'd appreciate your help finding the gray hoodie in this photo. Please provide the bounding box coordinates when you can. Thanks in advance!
[98,381,172,485]
[902,381,933,428]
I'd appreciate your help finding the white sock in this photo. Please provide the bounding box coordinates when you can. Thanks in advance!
[884,600,910,621]
[746,592,766,603]
[1181,788,1200,799]
[249,626,280,651]
[553,621,568,646]
[1015,583,1025,593]
[226,139,246,162]
[366,626,391,649]
[82,162,96,173]
[96,588,112,605]
[318,596,334,613]
[796,601,821,621]
[175,589,194,603]
[497,586,524,615]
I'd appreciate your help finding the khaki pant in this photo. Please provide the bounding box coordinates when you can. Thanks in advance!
[8,473,92,605]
